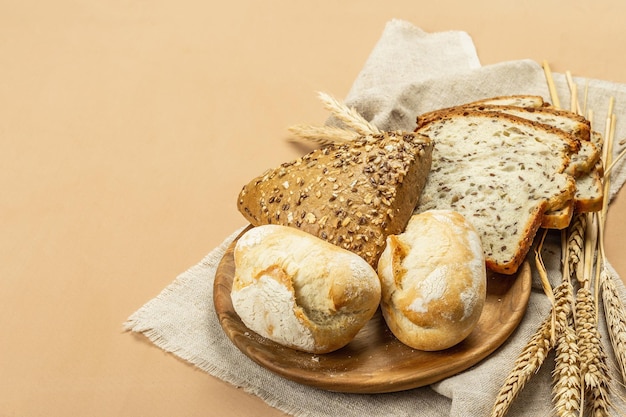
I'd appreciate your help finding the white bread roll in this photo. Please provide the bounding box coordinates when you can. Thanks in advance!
[377,210,486,351]
[231,224,381,354]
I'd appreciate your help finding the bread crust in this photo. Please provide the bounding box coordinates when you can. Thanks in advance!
[465,94,546,108]
[237,131,433,267]
[377,210,486,351]
[231,224,381,354]
[417,108,580,158]
[418,103,590,142]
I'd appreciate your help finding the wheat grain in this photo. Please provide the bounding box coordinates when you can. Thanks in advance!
[567,214,587,284]
[599,265,626,384]
[287,124,361,145]
[575,287,612,416]
[316,91,380,135]
[491,311,554,417]
[552,280,581,417]
[491,274,576,417]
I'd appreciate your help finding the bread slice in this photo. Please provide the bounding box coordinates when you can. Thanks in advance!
[414,110,577,274]
[463,104,602,221]
[417,103,597,176]
[237,131,434,267]
[419,103,589,140]
[541,163,603,228]
[417,100,603,229]
[574,164,604,212]
[473,104,590,141]
[541,203,574,229]
[536,130,603,227]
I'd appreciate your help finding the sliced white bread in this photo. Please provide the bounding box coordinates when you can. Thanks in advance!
[541,164,603,228]
[417,103,598,176]
[417,100,603,229]
[414,109,577,274]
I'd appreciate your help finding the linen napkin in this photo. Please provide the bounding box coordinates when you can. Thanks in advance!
[125,19,626,417]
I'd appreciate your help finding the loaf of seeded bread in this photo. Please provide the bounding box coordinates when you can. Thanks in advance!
[414,109,577,274]
[237,131,434,267]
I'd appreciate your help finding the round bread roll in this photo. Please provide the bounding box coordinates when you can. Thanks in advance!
[231,224,381,354]
[377,210,486,351]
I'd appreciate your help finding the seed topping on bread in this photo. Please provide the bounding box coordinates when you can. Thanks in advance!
[238,131,433,267]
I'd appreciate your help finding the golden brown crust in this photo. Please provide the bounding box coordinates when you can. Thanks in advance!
[485,202,546,275]
[417,108,581,157]
[231,224,381,354]
[465,94,546,108]
[377,210,486,351]
[237,131,434,267]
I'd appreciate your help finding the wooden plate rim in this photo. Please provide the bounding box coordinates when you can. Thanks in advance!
[213,226,532,393]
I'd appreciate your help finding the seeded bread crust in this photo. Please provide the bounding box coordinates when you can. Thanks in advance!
[414,109,577,274]
[237,131,434,267]
[466,94,546,108]
[419,104,591,141]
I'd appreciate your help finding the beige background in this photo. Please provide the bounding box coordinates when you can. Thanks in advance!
[2,1,626,416]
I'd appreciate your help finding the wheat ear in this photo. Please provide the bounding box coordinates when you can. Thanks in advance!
[566,214,587,283]
[594,96,626,385]
[575,286,612,416]
[287,124,361,146]
[288,93,380,145]
[490,313,554,417]
[552,280,581,417]
[316,91,381,135]
[599,265,626,384]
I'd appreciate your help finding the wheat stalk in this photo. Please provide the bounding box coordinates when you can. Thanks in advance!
[599,265,626,384]
[570,212,612,415]
[287,124,361,145]
[543,61,562,108]
[491,313,554,417]
[541,65,622,417]
[287,92,380,145]
[316,91,381,135]
[567,214,587,283]
[598,204,626,387]
[552,280,581,417]
[594,97,626,386]
[575,286,612,416]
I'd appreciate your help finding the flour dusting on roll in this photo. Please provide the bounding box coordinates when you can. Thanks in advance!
[377,210,486,351]
[231,224,381,354]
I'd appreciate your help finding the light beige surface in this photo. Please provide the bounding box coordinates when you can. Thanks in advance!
[2,1,626,416]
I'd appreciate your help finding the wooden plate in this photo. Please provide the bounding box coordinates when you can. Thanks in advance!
[214,227,532,394]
